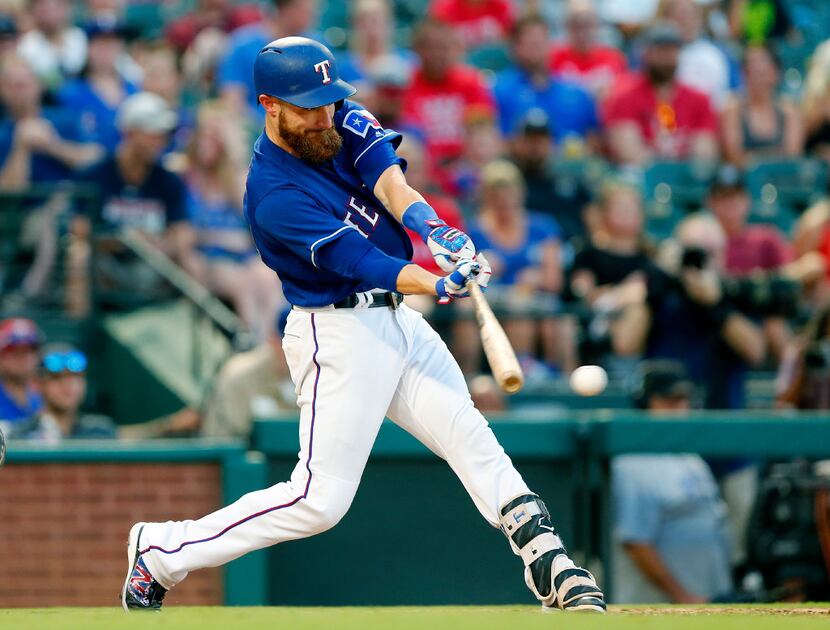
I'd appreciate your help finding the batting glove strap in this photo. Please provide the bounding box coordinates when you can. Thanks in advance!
[435,259,480,299]
[401,200,440,242]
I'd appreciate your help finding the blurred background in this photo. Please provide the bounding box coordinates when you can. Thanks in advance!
[2,0,830,610]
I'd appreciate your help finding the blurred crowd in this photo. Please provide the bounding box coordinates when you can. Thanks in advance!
[2,0,830,604]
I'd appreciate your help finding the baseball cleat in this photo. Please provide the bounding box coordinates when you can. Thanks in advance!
[121,522,167,612]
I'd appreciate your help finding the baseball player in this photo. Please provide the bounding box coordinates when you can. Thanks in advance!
[121,37,605,614]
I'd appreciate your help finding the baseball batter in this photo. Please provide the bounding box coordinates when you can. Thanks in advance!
[121,37,605,614]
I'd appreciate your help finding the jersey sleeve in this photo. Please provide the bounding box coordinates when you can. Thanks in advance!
[335,101,405,191]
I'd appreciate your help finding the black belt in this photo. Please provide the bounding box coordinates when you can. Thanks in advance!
[333,291,403,310]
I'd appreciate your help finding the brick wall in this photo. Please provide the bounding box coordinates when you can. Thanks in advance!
[0,463,223,607]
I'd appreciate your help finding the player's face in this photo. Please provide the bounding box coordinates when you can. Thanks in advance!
[275,101,343,164]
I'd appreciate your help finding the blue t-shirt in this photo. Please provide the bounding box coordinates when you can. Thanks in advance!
[57,78,140,153]
[218,24,270,122]
[186,184,255,261]
[0,381,42,425]
[244,100,411,307]
[467,213,560,286]
[612,454,732,603]
[0,108,87,183]
[78,156,186,234]
[493,68,599,140]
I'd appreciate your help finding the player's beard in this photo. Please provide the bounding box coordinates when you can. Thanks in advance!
[278,110,343,164]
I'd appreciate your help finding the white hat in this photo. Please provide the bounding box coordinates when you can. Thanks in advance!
[117,92,178,133]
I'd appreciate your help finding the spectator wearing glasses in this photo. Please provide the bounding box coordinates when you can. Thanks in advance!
[13,344,117,441]
[0,318,43,429]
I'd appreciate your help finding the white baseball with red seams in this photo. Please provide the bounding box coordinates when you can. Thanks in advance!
[139,303,530,588]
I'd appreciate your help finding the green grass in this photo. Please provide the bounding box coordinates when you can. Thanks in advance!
[1,605,829,630]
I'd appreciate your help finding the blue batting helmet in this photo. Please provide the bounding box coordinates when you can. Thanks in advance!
[254,36,356,109]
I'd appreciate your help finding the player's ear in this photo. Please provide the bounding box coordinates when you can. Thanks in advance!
[259,94,280,116]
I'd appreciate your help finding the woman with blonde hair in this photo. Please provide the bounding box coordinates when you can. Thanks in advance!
[181,101,284,342]
[453,160,566,377]
[803,39,830,163]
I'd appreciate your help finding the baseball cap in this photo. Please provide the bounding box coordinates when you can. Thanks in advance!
[517,107,551,136]
[116,92,178,134]
[0,318,43,352]
[709,164,746,196]
[39,344,88,375]
[643,21,684,47]
[636,360,693,405]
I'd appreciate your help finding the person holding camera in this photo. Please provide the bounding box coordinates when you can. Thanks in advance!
[612,211,765,408]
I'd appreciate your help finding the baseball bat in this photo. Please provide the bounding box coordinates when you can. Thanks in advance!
[467,282,525,393]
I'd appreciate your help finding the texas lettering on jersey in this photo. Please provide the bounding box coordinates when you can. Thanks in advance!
[344,196,380,238]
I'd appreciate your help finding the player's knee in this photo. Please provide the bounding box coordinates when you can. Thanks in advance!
[304,486,355,534]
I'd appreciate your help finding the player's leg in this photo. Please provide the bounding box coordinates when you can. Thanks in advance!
[125,308,405,606]
[385,305,605,612]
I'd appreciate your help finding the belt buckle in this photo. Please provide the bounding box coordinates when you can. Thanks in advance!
[388,292,400,310]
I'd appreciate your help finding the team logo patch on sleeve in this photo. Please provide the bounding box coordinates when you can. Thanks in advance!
[342,109,383,138]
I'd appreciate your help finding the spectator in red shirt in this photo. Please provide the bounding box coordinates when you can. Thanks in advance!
[550,0,628,102]
[429,0,514,51]
[165,0,262,54]
[603,22,718,166]
[707,165,791,276]
[402,18,495,167]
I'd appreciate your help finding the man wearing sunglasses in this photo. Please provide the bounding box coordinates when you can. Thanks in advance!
[13,344,116,442]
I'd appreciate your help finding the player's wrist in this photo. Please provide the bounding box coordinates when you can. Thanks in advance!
[401,200,441,242]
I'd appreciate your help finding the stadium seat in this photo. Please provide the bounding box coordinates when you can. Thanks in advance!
[744,159,829,224]
[642,161,712,239]
[466,43,513,73]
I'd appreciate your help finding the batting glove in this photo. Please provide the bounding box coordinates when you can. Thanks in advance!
[435,254,490,300]
[426,220,476,273]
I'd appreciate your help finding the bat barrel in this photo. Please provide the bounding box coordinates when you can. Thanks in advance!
[467,281,525,394]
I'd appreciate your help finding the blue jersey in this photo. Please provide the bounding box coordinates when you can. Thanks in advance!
[244,100,412,307]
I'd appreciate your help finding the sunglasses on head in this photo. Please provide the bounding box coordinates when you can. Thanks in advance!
[41,350,87,374]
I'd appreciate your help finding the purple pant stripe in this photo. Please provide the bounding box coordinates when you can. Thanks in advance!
[139,313,321,557]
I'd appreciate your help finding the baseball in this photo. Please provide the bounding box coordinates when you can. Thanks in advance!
[569,365,608,397]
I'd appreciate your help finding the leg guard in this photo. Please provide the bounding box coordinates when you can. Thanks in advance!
[499,494,605,612]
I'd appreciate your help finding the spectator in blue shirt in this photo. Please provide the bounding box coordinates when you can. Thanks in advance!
[493,14,599,152]
[218,0,318,123]
[0,318,43,430]
[57,19,140,154]
[73,92,195,302]
[0,55,103,191]
[613,360,733,603]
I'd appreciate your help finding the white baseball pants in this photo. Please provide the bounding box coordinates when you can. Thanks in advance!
[140,303,530,589]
